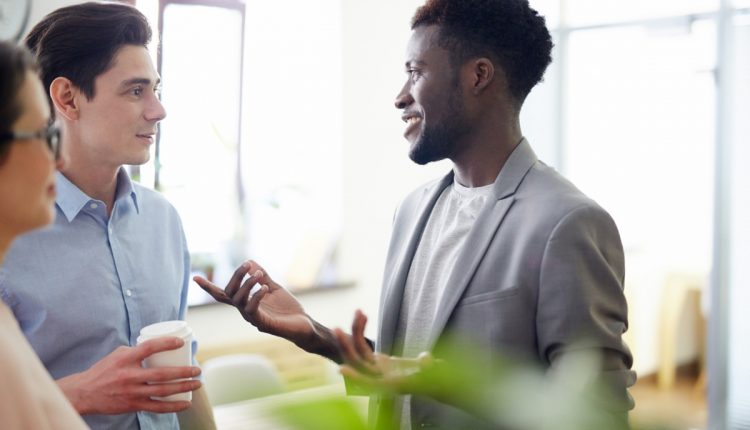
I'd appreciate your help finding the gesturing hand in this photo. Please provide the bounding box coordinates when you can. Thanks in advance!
[194,260,315,345]
[58,337,202,415]
[335,310,435,394]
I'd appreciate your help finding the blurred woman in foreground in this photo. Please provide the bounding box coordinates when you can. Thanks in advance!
[0,40,87,429]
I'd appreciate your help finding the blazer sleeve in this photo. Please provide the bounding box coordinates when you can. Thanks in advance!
[536,203,636,414]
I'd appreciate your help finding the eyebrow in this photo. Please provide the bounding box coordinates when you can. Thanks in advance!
[120,77,161,88]
[405,60,426,69]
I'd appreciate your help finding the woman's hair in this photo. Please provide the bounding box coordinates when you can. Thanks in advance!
[0,41,39,161]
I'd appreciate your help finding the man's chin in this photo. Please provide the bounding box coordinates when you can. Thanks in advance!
[409,154,433,165]
[129,152,151,166]
[409,146,446,165]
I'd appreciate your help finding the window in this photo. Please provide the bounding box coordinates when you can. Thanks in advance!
[137,0,346,306]
[523,1,750,427]
[157,0,245,306]
[723,10,750,430]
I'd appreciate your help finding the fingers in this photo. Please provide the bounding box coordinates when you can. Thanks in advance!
[351,310,375,364]
[339,364,370,382]
[230,270,263,308]
[196,260,271,308]
[244,284,269,316]
[137,378,202,397]
[335,311,377,375]
[340,360,419,395]
[339,365,390,394]
[193,276,231,304]
[253,266,275,288]
[132,337,185,361]
[334,328,380,375]
[140,366,202,383]
[225,261,255,297]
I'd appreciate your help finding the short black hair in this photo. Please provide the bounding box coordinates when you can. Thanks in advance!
[0,41,38,161]
[412,0,553,104]
[24,1,152,101]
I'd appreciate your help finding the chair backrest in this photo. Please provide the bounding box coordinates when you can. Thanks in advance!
[202,353,285,406]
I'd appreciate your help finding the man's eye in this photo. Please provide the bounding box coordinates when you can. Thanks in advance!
[408,69,421,81]
[131,87,144,97]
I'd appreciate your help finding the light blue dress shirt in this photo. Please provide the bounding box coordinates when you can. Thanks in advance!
[0,169,191,430]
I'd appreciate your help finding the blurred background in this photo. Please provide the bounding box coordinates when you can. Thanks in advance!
[5,0,749,428]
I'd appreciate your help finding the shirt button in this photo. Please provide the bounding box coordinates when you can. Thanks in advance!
[89,203,98,209]
[125,289,133,297]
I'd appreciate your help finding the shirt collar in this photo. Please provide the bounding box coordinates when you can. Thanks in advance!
[114,168,140,214]
[55,168,141,222]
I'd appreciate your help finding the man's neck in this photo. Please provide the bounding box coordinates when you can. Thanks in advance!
[59,161,120,216]
[451,120,523,188]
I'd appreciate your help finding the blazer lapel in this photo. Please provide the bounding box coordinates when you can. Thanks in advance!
[377,173,454,354]
[426,139,538,349]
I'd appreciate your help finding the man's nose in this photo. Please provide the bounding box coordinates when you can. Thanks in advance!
[146,97,167,122]
[394,83,413,109]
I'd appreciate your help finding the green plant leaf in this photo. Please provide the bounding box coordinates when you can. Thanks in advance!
[275,396,369,430]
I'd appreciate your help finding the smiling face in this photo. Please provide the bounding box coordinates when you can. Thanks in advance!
[0,70,61,236]
[395,25,472,165]
[72,44,165,169]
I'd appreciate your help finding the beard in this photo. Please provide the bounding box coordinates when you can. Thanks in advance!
[408,86,471,165]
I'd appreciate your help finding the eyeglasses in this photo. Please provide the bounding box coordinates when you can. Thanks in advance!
[0,123,62,160]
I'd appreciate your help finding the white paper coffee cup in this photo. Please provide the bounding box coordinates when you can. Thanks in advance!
[137,320,193,402]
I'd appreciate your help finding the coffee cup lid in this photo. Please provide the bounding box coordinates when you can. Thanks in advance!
[138,320,192,342]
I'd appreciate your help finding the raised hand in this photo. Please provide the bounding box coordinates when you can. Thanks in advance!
[58,337,202,415]
[336,310,434,394]
[194,260,318,350]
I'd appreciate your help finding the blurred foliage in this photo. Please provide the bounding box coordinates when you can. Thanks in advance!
[275,396,368,430]
[273,337,673,430]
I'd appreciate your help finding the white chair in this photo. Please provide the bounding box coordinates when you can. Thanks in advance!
[202,353,285,406]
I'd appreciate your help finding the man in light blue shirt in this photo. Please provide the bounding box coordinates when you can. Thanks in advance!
[0,3,214,429]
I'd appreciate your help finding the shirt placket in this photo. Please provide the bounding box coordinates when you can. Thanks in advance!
[105,201,142,347]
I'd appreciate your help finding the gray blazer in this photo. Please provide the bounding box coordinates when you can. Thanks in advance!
[373,139,635,429]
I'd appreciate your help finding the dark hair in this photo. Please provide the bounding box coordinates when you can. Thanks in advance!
[24,1,152,101]
[0,41,38,160]
[412,0,553,104]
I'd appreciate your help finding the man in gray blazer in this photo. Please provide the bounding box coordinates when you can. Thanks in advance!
[197,0,635,428]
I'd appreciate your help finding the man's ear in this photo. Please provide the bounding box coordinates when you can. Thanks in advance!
[469,58,496,94]
[49,77,81,121]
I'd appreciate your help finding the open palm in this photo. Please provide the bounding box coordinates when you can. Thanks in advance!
[194,260,315,344]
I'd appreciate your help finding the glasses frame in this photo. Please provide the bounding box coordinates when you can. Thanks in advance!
[0,123,61,160]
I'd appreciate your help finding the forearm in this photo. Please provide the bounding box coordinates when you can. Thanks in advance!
[177,386,216,430]
[57,372,92,415]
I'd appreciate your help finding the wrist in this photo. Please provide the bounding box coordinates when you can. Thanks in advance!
[57,372,93,415]
[297,318,342,363]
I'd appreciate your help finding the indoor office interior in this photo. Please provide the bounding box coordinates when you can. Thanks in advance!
[15,0,750,429]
